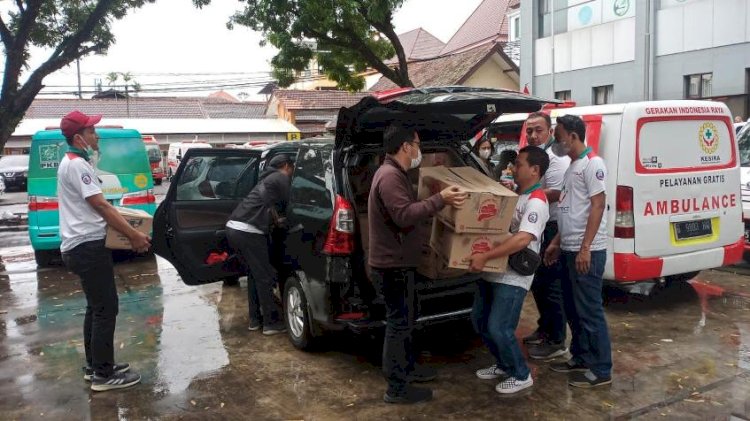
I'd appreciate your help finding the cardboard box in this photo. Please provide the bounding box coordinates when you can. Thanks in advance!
[105,207,153,250]
[430,219,511,273]
[417,248,467,279]
[418,166,517,234]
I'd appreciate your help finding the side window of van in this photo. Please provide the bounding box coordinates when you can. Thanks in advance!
[175,156,255,201]
[289,147,333,219]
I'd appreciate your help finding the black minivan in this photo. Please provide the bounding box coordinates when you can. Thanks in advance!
[153,87,551,349]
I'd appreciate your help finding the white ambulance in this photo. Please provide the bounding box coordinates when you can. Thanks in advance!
[490,100,744,287]
[167,141,212,180]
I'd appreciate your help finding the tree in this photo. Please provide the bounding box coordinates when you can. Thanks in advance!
[0,0,153,150]
[221,0,413,91]
[106,71,120,87]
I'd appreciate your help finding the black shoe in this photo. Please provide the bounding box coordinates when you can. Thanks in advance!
[408,366,438,383]
[383,385,433,404]
[262,323,287,336]
[550,359,588,373]
[83,363,130,381]
[522,330,545,345]
[568,370,612,388]
[529,342,568,360]
[90,370,141,392]
[248,319,262,331]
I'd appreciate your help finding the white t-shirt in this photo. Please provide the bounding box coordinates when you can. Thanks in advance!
[542,146,571,222]
[484,188,549,290]
[58,154,106,252]
[558,149,608,252]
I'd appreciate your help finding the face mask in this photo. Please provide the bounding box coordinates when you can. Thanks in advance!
[81,138,99,168]
[410,149,423,169]
[479,149,491,160]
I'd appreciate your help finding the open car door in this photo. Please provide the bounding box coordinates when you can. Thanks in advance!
[152,148,261,285]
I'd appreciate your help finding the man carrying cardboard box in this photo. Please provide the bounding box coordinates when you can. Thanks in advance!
[468,146,550,395]
[369,123,467,404]
[57,111,151,392]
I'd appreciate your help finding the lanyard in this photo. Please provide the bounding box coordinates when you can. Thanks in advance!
[521,182,542,195]
[67,146,90,161]
[577,147,592,160]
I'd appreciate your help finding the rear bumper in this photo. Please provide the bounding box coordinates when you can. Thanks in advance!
[612,238,744,283]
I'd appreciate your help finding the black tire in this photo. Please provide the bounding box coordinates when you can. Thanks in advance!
[155,178,162,186]
[35,250,57,267]
[222,276,240,287]
[665,271,700,285]
[283,276,318,350]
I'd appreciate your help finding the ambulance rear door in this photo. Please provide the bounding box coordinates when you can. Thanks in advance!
[620,101,742,259]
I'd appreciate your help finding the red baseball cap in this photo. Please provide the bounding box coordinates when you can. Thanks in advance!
[60,110,102,138]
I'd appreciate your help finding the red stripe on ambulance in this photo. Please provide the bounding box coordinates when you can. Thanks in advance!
[643,194,737,216]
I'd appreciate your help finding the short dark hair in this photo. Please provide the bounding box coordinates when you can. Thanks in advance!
[268,154,294,169]
[383,124,416,155]
[526,111,552,128]
[519,145,549,177]
[472,137,492,155]
[556,114,586,143]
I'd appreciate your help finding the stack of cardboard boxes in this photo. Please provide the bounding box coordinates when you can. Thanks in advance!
[417,166,518,278]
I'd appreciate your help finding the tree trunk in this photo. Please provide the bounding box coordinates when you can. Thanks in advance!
[0,107,25,153]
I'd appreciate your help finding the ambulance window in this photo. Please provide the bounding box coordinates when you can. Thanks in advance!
[638,119,733,171]
[738,125,750,167]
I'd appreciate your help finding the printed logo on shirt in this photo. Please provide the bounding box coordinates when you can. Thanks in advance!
[528,212,539,223]
[477,199,498,222]
[596,169,605,180]
[81,173,92,185]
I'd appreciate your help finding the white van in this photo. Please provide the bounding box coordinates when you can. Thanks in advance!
[167,141,212,179]
[490,100,744,287]
[737,123,750,258]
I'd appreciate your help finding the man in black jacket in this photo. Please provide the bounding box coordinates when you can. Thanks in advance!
[226,154,294,335]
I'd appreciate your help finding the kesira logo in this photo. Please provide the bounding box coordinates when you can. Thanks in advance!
[478,200,498,222]
[470,238,492,255]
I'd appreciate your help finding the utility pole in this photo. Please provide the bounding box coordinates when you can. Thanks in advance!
[76,59,82,99]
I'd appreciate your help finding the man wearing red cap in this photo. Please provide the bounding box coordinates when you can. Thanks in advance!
[58,110,151,391]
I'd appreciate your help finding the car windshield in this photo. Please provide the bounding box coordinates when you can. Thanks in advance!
[0,155,29,169]
[146,144,162,163]
[738,124,750,167]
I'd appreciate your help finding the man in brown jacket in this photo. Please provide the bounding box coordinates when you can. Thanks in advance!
[369,123,466,404]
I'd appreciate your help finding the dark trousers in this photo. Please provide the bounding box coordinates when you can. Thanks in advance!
[560,250,612,378]
[371,267,417,394]
[61,239,117,377]
[226,228,283,327]
[472,280,530,379]
[530,221,567,344]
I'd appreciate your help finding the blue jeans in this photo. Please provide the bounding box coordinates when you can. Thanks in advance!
[531,221,567,344]
[472,280,530,379]
[561,250,612,378]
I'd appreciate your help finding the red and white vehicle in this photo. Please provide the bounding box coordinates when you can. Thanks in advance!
[492,100,744,288]
[142,135,165,185]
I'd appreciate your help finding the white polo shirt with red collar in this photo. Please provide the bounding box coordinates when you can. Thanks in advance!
[57,153,106,252]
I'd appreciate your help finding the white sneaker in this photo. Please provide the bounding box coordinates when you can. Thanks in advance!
[495,375,533,394]
[476,364,507,380]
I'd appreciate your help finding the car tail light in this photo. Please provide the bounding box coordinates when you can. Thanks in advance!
[28,196,58,211]
[323,195,355,255]
[121,189,156,206]
[615,185,635,238]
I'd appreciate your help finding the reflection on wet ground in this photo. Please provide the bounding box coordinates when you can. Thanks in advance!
[1,244,749,420]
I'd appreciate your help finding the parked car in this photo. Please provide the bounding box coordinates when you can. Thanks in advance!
[0,154,29,191]
[153,87,550,350]
[167,141,212,180]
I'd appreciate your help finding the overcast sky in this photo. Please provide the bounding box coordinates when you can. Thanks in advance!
[13,0,483,99]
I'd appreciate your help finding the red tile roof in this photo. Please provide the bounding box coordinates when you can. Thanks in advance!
[440,0,512,54]
[370,43,515,92]
[272,89,370,110]
[25,97,267,119]
[397,28,446,60]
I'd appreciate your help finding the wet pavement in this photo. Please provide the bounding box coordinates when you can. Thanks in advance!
[1,230,750,419]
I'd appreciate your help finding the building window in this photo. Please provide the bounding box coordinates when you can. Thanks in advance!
[555,90,572,101]
[685,73,713,99]
[538,0,551,38]
[592,85,613,105]
[509,13,521,41]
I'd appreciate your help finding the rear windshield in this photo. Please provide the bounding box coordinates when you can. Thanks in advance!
[738,124,750,167]
[145,144,162,163]
[638,118,734,171]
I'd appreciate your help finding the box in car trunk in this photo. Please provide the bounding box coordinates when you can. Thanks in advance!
[430,219,511,273]
[418,166,517,234]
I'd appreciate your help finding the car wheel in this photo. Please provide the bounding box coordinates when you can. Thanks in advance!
[35,250,58,267]
[155,178,162,186]
[665,271,700,285]
[283,276,318,350]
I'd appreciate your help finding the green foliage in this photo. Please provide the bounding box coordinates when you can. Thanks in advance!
[227,0,411,91]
